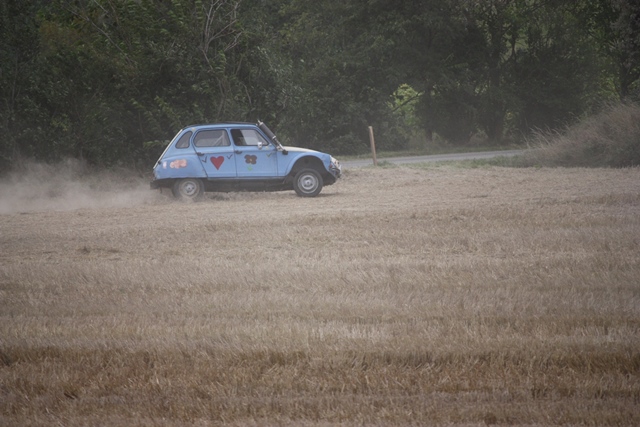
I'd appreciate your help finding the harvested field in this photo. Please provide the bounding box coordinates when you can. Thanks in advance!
[1,165,639,426]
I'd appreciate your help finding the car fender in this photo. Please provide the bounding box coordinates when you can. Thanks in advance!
[281,149,330,176]
[153,154,206,180]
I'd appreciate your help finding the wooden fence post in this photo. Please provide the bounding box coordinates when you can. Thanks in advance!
[368,126,378,166]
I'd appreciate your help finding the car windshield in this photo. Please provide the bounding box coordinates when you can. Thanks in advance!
[257,121,284,150]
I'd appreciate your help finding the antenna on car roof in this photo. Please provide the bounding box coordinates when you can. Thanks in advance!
[258,120,288,155]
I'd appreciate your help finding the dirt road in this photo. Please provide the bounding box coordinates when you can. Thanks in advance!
[341,149,525,168]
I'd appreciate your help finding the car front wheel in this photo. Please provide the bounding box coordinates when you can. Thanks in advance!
[293,168,323,197]
[172,178,204,201]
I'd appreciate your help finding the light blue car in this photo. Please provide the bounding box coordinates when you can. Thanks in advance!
[151,122,341,200]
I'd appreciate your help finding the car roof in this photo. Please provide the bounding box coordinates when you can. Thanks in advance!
[182,122,255,130]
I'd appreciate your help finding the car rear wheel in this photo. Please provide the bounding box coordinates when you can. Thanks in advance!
[172,178,204,201]
[293,168,323,197]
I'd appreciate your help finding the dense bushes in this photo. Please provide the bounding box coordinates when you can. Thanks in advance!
[1,1,639,170]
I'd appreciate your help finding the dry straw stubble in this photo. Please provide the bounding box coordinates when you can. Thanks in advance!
[1,165,639,425]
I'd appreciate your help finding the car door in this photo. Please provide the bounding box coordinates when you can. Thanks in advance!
[193,129,237,178]
[230,128,278,178]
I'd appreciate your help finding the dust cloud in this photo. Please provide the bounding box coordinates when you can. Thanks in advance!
[0,158,162,214]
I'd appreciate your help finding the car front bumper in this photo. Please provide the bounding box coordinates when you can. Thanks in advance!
[329,157,342,178]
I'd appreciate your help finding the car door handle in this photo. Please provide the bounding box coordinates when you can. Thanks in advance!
[196,151,204,156]
[234,150,242,154]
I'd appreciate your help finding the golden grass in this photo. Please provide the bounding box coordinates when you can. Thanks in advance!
[1,166,639,425]
[517,102,640,168]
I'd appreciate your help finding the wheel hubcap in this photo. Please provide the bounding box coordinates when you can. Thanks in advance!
[300,174,318,192]
[182,181,197,196]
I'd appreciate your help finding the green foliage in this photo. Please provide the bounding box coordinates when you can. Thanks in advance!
[1,0,253,167]
[272,0,405,154]
[509,3,605,135]
[1,0,639,170]
[582,0,640,100]
[0,0,41,168]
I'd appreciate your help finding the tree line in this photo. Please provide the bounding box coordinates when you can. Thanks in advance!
[1,0,638,169]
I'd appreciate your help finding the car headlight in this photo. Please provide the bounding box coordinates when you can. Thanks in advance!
[329,157,341,175]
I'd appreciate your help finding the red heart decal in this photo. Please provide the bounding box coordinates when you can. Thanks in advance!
[210,156,224,170]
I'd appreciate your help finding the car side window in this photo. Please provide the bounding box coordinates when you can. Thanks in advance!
[175,131,192,149]
[194,130,230,147]
[231,129,269,147]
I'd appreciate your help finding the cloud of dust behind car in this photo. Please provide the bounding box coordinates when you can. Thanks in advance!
[0,158,162,214]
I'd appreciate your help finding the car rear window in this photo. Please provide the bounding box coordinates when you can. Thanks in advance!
[175,131,192,149]
[194,130,230,147]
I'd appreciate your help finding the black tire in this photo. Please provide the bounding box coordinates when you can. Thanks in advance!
[293,168,323,197]
[172,178,204,201]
